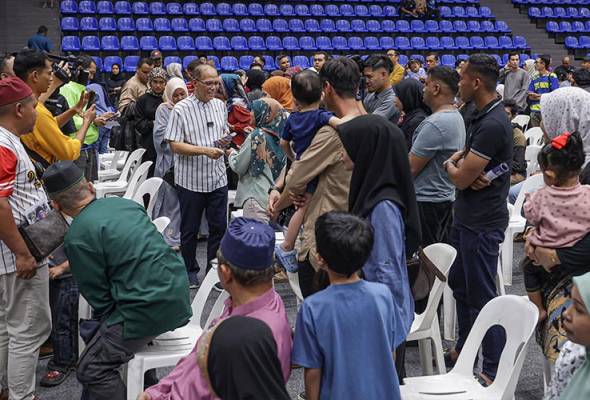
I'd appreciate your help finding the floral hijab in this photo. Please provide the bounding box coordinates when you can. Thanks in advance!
[249,98,287,180]
[147,67,168,96]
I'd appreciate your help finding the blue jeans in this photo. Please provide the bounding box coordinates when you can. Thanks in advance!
[447,223,506,379]
[97,127,111,154]
[508,181,524,204]
[48,276,79,370]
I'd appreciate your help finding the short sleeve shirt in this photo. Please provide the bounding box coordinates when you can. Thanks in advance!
[165,96,228,193]
[528,73,559,112]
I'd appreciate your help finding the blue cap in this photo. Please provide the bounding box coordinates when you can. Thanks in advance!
[220,218,275,270]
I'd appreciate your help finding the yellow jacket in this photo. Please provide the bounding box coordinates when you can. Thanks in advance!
[389,63,405,86]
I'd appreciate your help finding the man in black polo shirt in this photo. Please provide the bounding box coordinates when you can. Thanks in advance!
[443,54,512,384]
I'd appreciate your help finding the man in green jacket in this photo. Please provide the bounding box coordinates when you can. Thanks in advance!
[42,161,191,400]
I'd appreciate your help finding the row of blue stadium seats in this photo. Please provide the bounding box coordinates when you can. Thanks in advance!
[514,0,590,5]
[546,20,590,32]
[62,34,528,52]
[565,35,590,48]
[91,52,530,74]
[439,6,492,18]
[61,17,511,34]
[528,7,590,19]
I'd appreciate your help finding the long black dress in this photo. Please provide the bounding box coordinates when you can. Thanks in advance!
[134,92,163,177]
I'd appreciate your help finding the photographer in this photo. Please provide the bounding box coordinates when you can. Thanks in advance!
[14,49,96,168]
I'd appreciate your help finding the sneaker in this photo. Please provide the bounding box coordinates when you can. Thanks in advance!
[213,282,223,292]
[297,392,306,400]
[188,272,200,289]
[274,244,299,273]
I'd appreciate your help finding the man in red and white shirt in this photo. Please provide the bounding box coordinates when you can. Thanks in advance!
[0,77,51,400]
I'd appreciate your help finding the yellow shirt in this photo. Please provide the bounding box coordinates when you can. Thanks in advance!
[21,103,81,164]
[389,63,405,86]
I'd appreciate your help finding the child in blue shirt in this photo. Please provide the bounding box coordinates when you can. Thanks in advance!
[275,70,340,271]
[292,211,401,400]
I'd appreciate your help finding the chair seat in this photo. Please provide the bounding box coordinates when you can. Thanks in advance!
[152,325,202,347]
[402,373,491,399]
[97,168,121,181]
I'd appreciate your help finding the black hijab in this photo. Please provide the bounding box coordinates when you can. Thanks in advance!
[338,114,421,255]
[246,69,267,92]
[208,316,290,400]
[395,79,430,149]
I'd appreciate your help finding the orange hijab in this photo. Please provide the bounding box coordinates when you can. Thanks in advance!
[262,76,294,111]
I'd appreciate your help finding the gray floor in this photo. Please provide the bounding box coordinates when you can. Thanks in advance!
[36,241,544,400]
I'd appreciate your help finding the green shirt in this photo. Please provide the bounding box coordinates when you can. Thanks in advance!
[64,197,192,339]
[60,81,99,145]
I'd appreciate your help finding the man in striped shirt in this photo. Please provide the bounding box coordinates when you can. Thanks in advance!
[0,77,52,400]
[166,63,228,287]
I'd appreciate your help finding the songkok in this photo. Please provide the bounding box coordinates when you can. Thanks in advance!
[220,217,275,270]
[0,77,33,107]
[42,161,85,195]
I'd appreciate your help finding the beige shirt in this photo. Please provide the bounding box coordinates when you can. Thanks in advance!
[117,75,148,112]
[284,125,352,269]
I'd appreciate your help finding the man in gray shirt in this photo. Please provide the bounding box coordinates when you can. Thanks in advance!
[409,66,466,245]
[363,55,400,124]
[499,52,530,111]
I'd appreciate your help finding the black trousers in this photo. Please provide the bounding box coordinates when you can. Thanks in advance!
[417,201,453,247]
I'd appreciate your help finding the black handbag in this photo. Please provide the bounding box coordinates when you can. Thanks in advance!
[18,210,68,262]
[407,247,446,314]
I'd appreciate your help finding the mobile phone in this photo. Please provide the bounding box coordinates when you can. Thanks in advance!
[86,90,96,108]
[214,132,237,149]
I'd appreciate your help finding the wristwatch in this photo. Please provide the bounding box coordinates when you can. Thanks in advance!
[268,186,282,195]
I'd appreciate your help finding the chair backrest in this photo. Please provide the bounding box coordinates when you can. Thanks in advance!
[512,114,530,131]
[452,295,538,399]
[118,148,146,183]
[191,266,223,328]
[122,161,153,199]
[412,244,457,332]
[152,216,170,234]
[131,177,163,216]
[525,145,543,177]
[512,174,545,219]
[524,126,543,146]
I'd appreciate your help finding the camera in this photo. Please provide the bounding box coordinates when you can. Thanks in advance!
[46,53,90,85]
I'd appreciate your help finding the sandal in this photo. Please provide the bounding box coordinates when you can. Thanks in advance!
[443,348,459,368]
[40,369,71,387]
[475,372,493,387]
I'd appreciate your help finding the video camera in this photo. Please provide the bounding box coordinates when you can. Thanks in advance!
[46,53,90,86]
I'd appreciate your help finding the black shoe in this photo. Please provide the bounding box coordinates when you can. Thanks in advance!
[444,349,458,368]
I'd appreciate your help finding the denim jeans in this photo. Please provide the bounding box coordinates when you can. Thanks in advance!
[97,127,111,154]
[48,276,79,371]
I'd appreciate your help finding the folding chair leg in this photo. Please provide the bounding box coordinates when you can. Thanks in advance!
[501,234,514,286]
[431,315,446,375]
[443,285,456,341]
[418,339,434,376]
[126,358,145,400]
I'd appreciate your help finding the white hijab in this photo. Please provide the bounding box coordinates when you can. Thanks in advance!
[166,63,183,80]
[540,86,590,165]
[164,77,188,110]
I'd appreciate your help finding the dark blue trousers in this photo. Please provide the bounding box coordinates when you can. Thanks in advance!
[48,276,79,370]
[447,223,506,379]
[177,185,228,274]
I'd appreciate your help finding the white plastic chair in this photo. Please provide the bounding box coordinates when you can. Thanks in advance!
[99,150,128,171]
[126,266,228,400]
[95,160,151,199]
[524,127,544,146]
[512,114,530,131]
[525,144,542,177]
[500,174,545,284]
[402,295,539,400]
[98,148,145,182]
[131,177,163,217]
[152,216,170,234]
[406,243,457,376]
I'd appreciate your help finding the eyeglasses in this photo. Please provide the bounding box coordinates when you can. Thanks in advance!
[196,79,219,87]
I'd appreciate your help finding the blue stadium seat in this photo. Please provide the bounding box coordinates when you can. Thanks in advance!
[216,3,232,16]
[305,19,321,32]
[453,6,466,17]
[528,7,541,19]
[546,21,560,33]
[484,36,500,49]
[320,19,336,32]
[470,36,485,49]
[114,1,131,14]
[263,4,279,16]
[195,36,214,50]
[300,36,316,50]
[411,37,427,50]
[499,36,513,49]
[262,56,275,71]
[280,4,295,16]
[290,19,305,32]
[365,36,381,50]
[554,7,566,19]
[256,18,272,32]
[200,3,216,15]
[455,36,471,49]
[150,2,166,15]
[172,18,188,32]
[121,36,139,50]
[164,56,182,67]
[332,36,349,50]
[441,54,456,67]
[352,19,367,32]
[136,17,153,31]
[481,6,493,18]
[273,19,289,32]
[496,20,510,33]
[104,56,123,73]
[293,56,310,69]
[410,54,425,64]
[369,5,383,17]
[248,36,266,50]
[296,4,310,16]
[354,5,369,16]
[159,36,177,51]
[397,20,411,33]
[283,36,300,50]
[167,2,182,15]
[124,56,140,72]
[541,7,553,19]
[340,4,354,16]
[440,6,452,18]
[426,36,442,50]
[349,36,364,50]
[232,3,247,15]
[580,36,590,48]
[92,56,103,73]
[154,18,171,32]
[491,54,502,66]
[188,18,205,32]
[411,20,426,32]
[560,21,572,32]
[399,55,408,66]
[316,36,333,50]
[101,36,120,51]
[213,36,232,51]
[337,20,351,32]
[382,20,396,33]
[466,6,479,18]
[395,36,411,50]
[80,17,99,32]
[325,5,340,16]
[208,56,220,70]
[183,3,199,15]
[240,18,256,32]
[97,1,114,14]
[223,18,239,32]
[132,1,148,14]
[98,17,116,31]
[266,36,283,50]
[239,56,254,70]
[221,56,239,72]
[62,36,81,51]
[441,36,457,50]
[467,20,481,32]
[481,20,495,32]
[183,56,197,69]
[177,36,195,50]
[118,17,135,31]
[440,20,455,33]
[366,20,381,32]
[310,5,325,16]
[565,36,580,49]
[140,36,158,51]
[383,6,398,17]
[380,36,395,50]
[206,19,223,32]
[566,7,579,19]
[61,17,79,31]
[81,36,100,51]
[585,21,590,32]
[425,20,439,32]
[60,1,77,14]
[79,1,96,14]
[455,20,469,32]
[513,35,527,49]
[457,54,469,62]
[572,21,585,32]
